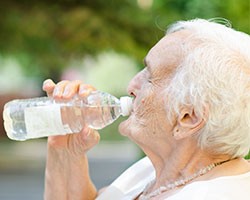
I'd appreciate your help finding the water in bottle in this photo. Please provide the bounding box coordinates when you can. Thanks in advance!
[3,91,133,141]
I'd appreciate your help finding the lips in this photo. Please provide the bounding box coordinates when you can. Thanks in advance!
[130,99,135,114]
[128,96,135,114]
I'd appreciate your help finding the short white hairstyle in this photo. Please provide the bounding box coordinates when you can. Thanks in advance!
[165,18,250,158]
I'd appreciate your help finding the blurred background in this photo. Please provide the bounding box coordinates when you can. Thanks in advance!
[0,0,249,199]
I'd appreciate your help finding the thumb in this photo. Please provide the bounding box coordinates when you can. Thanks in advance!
[80,126,100,151]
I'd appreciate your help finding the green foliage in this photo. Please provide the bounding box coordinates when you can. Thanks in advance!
[245,153,250,160]
[0,0,249,80]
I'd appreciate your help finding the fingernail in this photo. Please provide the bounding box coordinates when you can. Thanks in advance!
[80,88,92,96]
[79,88,86,95]
[43,80,51,88]
[53,87,60,96]
[82,126,91,138]
[63,87,70,97]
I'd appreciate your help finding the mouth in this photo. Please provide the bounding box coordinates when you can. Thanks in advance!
[127,96,135,115]
[130,98,135,114]
[127,105,134,117]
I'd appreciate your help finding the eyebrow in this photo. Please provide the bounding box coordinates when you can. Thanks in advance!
[143,57,151,70]
[143,57,152,73]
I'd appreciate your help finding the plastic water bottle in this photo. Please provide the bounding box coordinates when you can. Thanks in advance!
[3,91,133,141]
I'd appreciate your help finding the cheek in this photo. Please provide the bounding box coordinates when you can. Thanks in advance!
[135,91,155,119]
[119,96,156,137]
[136,91,166,128]
[119,96,171,142]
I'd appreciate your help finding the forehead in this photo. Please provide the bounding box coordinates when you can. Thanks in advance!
[145,30,191,79]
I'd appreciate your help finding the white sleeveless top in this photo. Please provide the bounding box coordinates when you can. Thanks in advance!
[96,157,250,200]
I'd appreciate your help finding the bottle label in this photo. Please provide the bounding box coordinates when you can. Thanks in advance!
[24,105,71,138]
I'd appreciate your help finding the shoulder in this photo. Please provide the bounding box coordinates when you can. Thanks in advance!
[97,157,155,200]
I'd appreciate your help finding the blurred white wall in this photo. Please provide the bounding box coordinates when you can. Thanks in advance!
[0,56,40,96]
[62,51,139,95]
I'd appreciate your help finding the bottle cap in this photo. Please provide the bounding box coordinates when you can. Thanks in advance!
[120,96,133,116]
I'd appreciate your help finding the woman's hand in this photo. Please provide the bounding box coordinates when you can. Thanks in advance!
[42,79,100,155]
[43,79,99,200]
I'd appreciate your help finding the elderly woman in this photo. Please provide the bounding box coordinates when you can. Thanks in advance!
[43,19,250,200]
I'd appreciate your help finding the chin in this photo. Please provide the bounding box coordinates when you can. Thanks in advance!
[119,115,143,142]
[118,118,131,137]
[120,113,140,136]
[119,118,147,149]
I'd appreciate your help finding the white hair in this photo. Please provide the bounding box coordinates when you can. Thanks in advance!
[165,18,250,158]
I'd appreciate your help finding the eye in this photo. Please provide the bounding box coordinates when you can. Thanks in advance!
[145,69,152,83]
[147,78,153,84]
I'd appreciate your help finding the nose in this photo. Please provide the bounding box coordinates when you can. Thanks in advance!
[127,70,144,97]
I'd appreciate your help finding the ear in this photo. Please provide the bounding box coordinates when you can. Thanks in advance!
[173,106,208,140]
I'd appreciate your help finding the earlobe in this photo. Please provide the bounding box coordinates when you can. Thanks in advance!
[172,127,182,140]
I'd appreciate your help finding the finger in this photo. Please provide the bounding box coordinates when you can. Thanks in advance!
[79,84,96,98]
[53,80,70,99]
[80,127,100,151]
[62,80,83,99]
[42,79,56,97]
[80,126,99,141]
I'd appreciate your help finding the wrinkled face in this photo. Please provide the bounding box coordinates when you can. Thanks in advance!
[119,30,190,146]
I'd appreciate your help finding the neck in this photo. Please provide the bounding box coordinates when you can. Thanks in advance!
[143,139,230,190]
[139,158,233,200]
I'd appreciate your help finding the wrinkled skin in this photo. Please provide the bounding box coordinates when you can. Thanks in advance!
[44,30,250,200]
[119,31,187,156]
[43,79,100,153]
[43,79,100,200]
